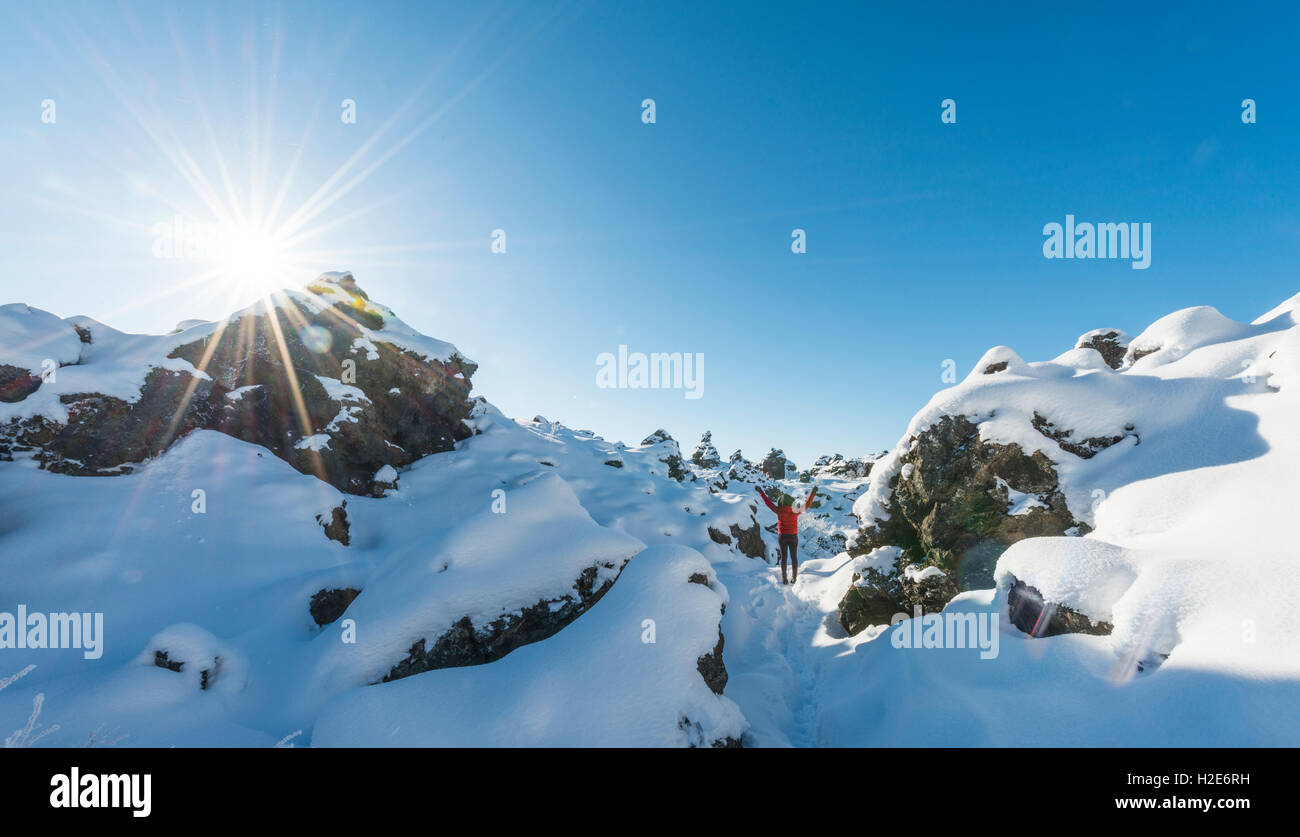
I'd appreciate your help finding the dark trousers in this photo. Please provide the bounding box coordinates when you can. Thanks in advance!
[778,533,799,583]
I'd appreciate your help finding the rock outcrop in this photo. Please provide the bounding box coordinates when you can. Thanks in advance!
[382,561,625,681]
[760,448,796,480]
[0,273,478,496]
[690,430,721,468]
[1075,328,1130,369]
[838,414,1084,634]
[1006,577,1113,637]
[309,587,361,626]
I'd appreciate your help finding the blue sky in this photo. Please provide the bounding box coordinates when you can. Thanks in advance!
[2,1,1298,466]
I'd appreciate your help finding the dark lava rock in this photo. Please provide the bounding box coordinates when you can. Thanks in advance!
[729,517,767,559]
[0,364,42,403]
[383,562,625,682]
[1,276,477,496]
[154,650,184,672]
[760,448,794,480]
[1031,411,1136,459]
[690,431,722,468]
[1007,577,1112,637]
[154,649,221,690]
[1076,329,1127,369]
[316,503,350,546]
[310,587,361,626]
[838,414,1085,635]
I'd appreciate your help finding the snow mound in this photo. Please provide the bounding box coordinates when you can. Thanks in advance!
[311,545,746,747]
[1124,305,1260,368]
[306,472,645,691]
[0,303,83,372]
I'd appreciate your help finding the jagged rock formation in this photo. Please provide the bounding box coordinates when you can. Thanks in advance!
[316,503,351,545]
[760,447,796,480]
[690,430,721,468]
[802,452,877,481]
[0,273,478,496]
[706,519,768,559]
[1076,328,1130,370]
[838,414,1084,633]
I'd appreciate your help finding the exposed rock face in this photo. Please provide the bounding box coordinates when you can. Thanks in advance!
[316,503,351,546]
[9,368,222,477]
[310,587,360,626]
[1076,329,1129,369]
[0,364,41,403]
[838,556,962,635]
[707,527,732,545]
[695,630,728,695]
[760,448,795,480]
[707,516,767,559]
[687,572,729,695]
[838,414,1084,634]
[1,274,478,496]
[684,570,736,747]
[839,583,902,635]
[383,562,625,682]
[729,519,767,559]
[1006,577,1113,637]
[1031,411,1137,459]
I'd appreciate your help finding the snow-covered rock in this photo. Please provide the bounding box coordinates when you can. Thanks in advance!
[0,273,477,494]
[311,545,746,747]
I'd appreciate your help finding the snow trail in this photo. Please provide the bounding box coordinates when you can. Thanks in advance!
[713,552,859,747]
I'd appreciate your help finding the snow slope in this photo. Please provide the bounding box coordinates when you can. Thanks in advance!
[3,280,1296,748]
[312,545,745,747]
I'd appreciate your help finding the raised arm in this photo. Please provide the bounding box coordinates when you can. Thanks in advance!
[799,485,817,512]
[756,486,778,513]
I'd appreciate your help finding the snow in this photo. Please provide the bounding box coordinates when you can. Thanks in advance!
[903,564,946,582]
[298,272,466,366]
[834,294,1300,744]
[996,537,1136,623]
[225,384,262,401]
[0,303,83,372]
[295,434,331,451]
[312,545,745,747]
[303,472,644,691]
[3,283,1299,748]
[0,310,210,425]
[313,374,369,403]
[994,476,1048,516]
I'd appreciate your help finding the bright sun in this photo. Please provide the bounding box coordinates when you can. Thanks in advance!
[214,224,294,295]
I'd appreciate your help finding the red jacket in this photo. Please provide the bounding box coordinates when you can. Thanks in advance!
[758,486,817,535]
